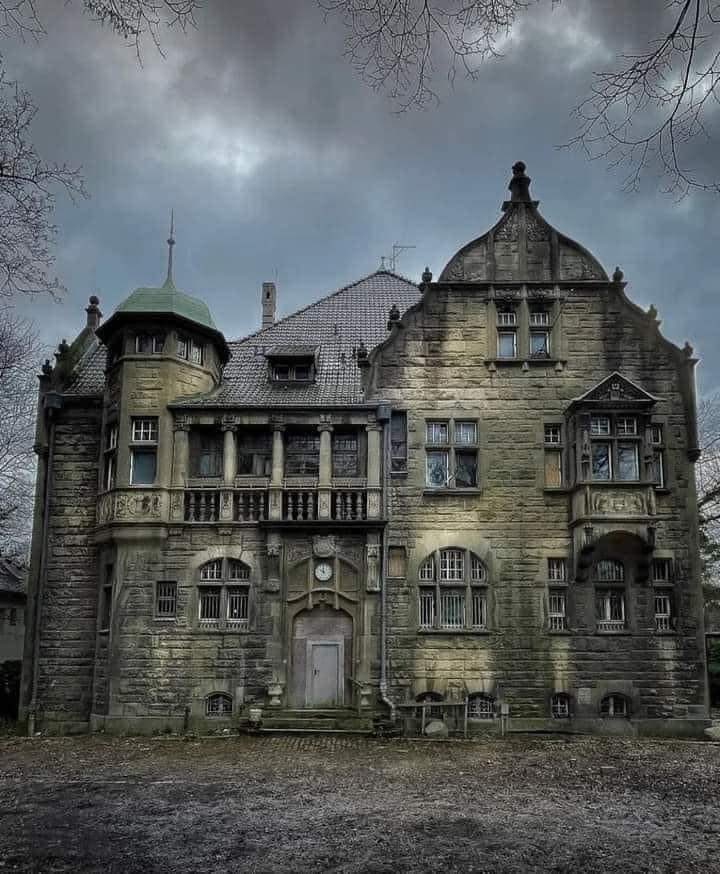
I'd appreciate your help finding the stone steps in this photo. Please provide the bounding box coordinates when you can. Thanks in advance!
[239,708,375,735]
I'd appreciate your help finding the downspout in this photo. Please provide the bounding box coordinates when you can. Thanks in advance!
[378,406,395,721]
[27,392,62,736]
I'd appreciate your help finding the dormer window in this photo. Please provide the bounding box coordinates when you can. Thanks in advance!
[266,346,317,383]
[271,361,314,381]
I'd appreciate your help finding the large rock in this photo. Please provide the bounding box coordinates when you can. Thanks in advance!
[424,719,449,738]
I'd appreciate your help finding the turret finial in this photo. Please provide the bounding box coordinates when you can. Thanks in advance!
[165,209,175,288]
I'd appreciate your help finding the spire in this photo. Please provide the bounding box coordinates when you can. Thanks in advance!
[164,209,175,288]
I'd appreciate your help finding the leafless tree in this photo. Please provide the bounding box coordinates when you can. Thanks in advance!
[321,0,720,195]
[0,307,41,557]
[0,75,86,297]
[698,392,720,593]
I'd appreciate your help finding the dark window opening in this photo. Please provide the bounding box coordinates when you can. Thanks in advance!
[189,428,223,478]
[237,429,272,476]
[285,430,320,476]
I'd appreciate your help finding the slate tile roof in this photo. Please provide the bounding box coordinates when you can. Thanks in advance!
[61,270,422,408]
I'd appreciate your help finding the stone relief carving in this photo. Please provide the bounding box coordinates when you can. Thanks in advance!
[366,543,381,592]
[286,541,311,563]
[526,212,550,241]
[313,535,336,557]
[445,258,464,281]
[592,490,646,515]
[494,210,519,241]
[265,533,282,592]
[114,492,163,519]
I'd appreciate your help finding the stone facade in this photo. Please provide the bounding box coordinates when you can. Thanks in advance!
[20,165,710,735]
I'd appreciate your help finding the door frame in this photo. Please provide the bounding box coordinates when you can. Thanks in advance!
[305,639,344,707]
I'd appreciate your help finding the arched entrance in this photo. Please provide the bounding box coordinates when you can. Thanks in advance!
[290,607,352,708]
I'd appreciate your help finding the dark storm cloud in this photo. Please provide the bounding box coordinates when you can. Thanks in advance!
[4,0,720,393]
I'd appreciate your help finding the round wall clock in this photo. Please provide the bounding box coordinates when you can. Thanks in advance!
[314,561,333,582]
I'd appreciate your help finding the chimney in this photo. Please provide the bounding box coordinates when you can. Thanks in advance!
[262,282,276,329]
[86,295,102,331]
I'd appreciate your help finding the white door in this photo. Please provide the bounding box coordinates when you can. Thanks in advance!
[308,642,342,707]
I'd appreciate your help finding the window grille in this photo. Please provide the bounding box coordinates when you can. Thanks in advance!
[467,694,495,719]
[652,558,672,582]
[440,549,464,581]
[156,581,177,618]
[415,692,444,719]
[595,589,625,631]
[228,560,250,580]
[199,587,221,621]
[419,557,435,581]
[654,591,673,631]
[548,558,566,581]
[551,693,570,718]
[439,590,465,628]
[426,422,449,444]
[548,590,566,631]
[470,591,487,629]
[470,555,486,581]
[206,693,232,716]
[497,310,517,326]
[227,588,249,625]
[200,560,223,581]
[595,560,624,582]
[418,590,435,628]
[529,310,550,326]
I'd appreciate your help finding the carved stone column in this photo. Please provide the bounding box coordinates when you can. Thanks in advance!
[265,531,282,592]
[171,418,190,522]
[318,421,333,520]
[366,531,381,592]
[222,422,237,485]
[366,422,383,519]
[269,423,285,521]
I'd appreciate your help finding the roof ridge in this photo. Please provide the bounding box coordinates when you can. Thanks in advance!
[231,268,419,346]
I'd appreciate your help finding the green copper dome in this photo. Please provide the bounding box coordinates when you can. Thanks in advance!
[115,277,217,332]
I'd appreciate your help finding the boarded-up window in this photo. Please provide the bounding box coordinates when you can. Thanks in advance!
[332,431,359,476]
[387,546,407,578]
[544,450,562,487]
[285,431,320,476]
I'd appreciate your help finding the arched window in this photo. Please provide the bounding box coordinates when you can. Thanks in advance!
[467,693,495,720]
[600,694,628,718]
[206,692,232,717]
[551,693,571,719]
[415,691,444,719]
[198,558,252,630]
[418,549,488,631]
[594,559,626,632]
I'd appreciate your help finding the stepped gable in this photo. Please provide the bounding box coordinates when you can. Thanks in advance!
[176,269,421,408]
[439,161,608,283]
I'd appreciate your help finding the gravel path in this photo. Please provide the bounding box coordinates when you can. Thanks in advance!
[0,734,718,873]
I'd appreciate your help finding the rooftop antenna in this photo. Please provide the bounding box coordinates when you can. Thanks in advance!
[165,209,175,287]
[380,256,387,269]
[389,243,416,272]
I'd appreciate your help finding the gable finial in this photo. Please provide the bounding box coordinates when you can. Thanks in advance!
[509,161,531,203]
[165,209,175,288]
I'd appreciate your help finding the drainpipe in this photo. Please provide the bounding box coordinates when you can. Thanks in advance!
[27,391,63,736]
[377,404,396,721]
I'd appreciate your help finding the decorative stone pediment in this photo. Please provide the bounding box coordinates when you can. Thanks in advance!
[571,372,657,406]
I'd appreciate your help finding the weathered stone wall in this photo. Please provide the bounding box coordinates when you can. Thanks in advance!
[371,282,707,723]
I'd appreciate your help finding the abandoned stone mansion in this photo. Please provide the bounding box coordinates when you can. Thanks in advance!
[20,163,710,736]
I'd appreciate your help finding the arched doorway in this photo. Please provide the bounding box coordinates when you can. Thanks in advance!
[290,607,352,708]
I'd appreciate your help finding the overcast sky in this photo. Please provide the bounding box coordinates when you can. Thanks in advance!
[4,0,720,394]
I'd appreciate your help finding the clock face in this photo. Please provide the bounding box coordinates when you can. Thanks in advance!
[314,562,333,582]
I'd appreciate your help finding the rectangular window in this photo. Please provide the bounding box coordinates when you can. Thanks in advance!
[130,449,157,485]
[190,341,204,365]
[497,331,517,358]
[156,581,177,619]
[199,587,221,621]
[426,421,448,444]
[131,418,158,443]
[455,451,478,487]
[440,549,464,581]
[387,546,407,578]
[544,450,562,487]
[390,411,408,473]
[285,431,321,476]
[544,424,562,445]
[294,364,311,381]
[497,310,517,326]
[470,590,487,629]
[176,336,188,359]
[104,424,118,491]
[227,587,249,625]
[652,558,673,582]
[548,590,567,631]
[454,421,477,444]
[616,417,637,436]
[650,425,665,487]
[439,590,465,629]
[591,443,611,480]
[152,335,165,354]
[590,416,611,436]
[189,429,223,478]
[419,589,435,629]
[548,558,566,582]
[530,331,550,357]
[135,334,152,354]
[617,443,639,480]
[332,431,359,477]
[426,450,449,487]
[237,430,272,476]
[273,364,291,381]
[654,591,673,631]
[595,589,625,631]
[529,310,550,326]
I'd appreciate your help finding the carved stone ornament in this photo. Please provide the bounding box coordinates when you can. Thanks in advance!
[445,258,464,281]
[526,211,550,242]
[112,491,163,520]
[313,535,336,558]
[265,533,282,592]
[592,490,645,515]
[495,209,519,242]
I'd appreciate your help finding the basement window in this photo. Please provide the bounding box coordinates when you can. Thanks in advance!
[600,694,629,718]
[206,693,232,717]
[467,693,495,720]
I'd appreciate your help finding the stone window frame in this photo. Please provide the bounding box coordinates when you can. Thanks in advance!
[543,421,565,488]
[599,693,629,718]
[588,413,642,483]
[529,306,552,359]
[206,692,233,717]
[652,556,677,633]
[424,417,479,491]
[102,421,118,492]
[390,410,408,475]
[649,422,667,489]
[417,547,489,632]
[155,580,178,621]
[546,557,569,632]
[594,559,627,633]
[196,558,253,632]
[129,416,158,486]
[550,692,571,719]
[387,546,407,579]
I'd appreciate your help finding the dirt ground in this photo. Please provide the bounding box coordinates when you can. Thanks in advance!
[0,733,719,873]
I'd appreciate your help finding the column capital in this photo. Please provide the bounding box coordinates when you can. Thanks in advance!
[270,421,286,433]
[317,423,334,434]
[365,423,383,433]
[221,421,237,433]
[173,417,191,433]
